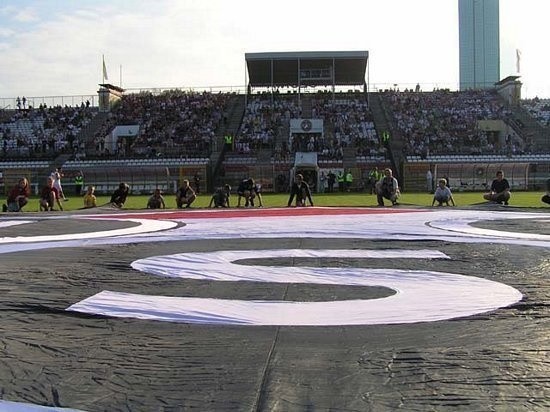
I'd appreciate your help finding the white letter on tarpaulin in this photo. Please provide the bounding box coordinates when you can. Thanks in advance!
[67,249,522,326]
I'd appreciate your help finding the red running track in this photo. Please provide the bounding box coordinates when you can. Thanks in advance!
[87,206,428,220]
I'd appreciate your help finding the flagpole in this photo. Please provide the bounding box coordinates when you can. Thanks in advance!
[120,64,122,88]
[102,54,105,84]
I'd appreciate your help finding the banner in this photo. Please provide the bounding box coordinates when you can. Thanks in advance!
[290,118,323,134]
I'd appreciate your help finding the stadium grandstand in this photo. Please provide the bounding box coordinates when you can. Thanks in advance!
[1,51,549,197]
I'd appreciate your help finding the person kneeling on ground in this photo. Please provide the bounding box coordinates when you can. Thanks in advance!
[147,188,166,209]
[176,179,196,208]
[287,173,314,207]
[4,177,30,212]
[542,178,550,206]
[431,178,456,207]
[376,168,400,206]
[209,184,231,208]
[237,178,257,207]
[83,185,97,209]
[483,170,511,205]
[40,176,63,211]
[111,182,130,208]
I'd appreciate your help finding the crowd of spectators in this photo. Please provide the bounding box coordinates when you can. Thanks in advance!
[238,94,300,155]
[382,89,521,157]
[272,140,292,162]
[93,90,230,159]
[240,93,384,162]
[310,97,384,160]
[521,98,550,127]
[4,88,547,164]
[1,103,94,159]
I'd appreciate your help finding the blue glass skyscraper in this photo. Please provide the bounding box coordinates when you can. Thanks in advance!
[459,0,500,90]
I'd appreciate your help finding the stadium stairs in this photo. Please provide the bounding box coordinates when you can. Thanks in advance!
[53,153,72,169]
[370,92,403,181]
[342,147,356,170]
[210,94,246,190]
[78,111,109,156]
[273,118,290,157]
[301,97,312,118]
[508,104,549,151]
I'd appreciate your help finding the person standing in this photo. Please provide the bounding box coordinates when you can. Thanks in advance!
[74,171,84,196]
[193,173,201,194]
[253,181,264,207]
[345,169,353,192]
[337,171,345,192]
[426,169,434,193]
[287,173,314,207]
[319,171,326,193]
[51,167,67,201]
[483,170,511,205]
[224,134,233,151]
[327,170,336,193]
[368,166,381,194]
[376,168,400,206]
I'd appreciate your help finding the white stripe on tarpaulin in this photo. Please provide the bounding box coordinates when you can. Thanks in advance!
[0,220,33,229]
[0,218,176,245]
[1,210,550,254]
[0,399,87,411]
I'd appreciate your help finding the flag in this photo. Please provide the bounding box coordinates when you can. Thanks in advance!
[516,49,521,73]
[102,55,109,81]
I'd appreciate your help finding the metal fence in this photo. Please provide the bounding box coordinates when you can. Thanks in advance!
[0,95,98,110]
[1,164,209,197]
[402,162,549,192]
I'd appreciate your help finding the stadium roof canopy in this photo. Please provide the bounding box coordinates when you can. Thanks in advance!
[245,51,368,88]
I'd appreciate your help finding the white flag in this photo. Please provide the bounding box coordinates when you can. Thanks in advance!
[102,55,109,81]
[516,49,521,73]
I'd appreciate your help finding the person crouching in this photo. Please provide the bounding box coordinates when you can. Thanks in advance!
[147,188,166,209]
[376,168,400,206]
[40,176,63,211]
[111,183,130,208]
[176,179,196,208]
[287,173,314,207]
[431,178,456,206]
[5,177,30,212]
[210,184,231,208]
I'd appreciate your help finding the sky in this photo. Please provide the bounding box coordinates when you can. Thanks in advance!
[0,0,548,101]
